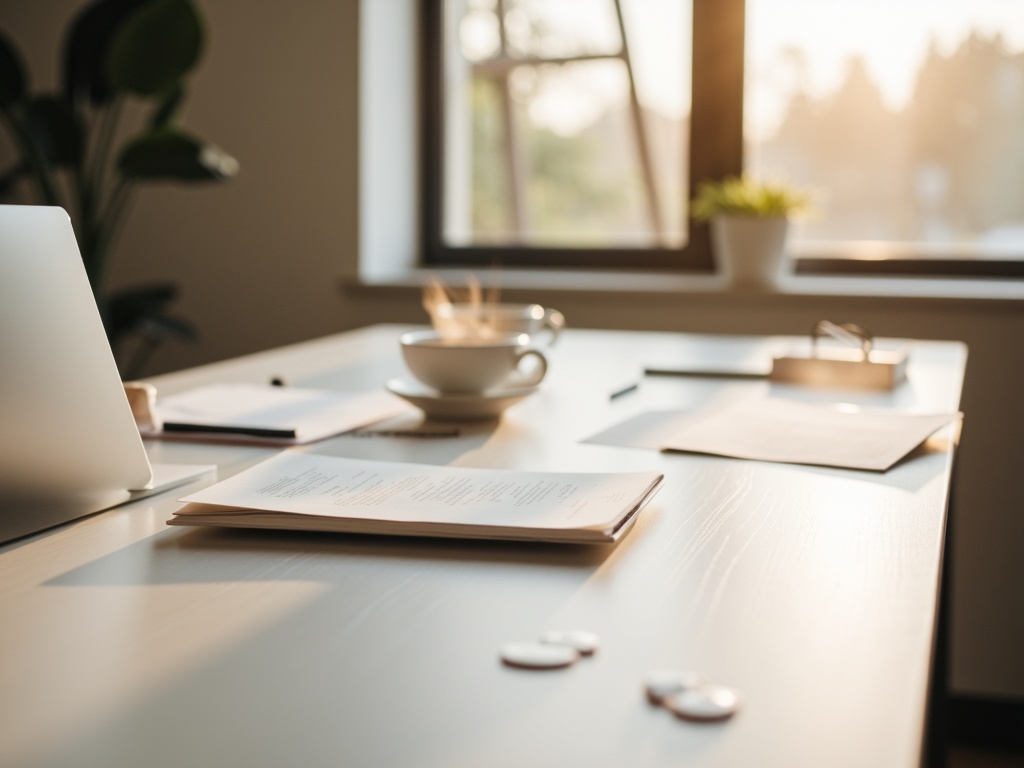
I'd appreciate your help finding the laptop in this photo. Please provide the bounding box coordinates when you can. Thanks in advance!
[0,205,213,544]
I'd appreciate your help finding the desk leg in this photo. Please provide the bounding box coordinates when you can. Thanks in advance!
[923,466,956,768]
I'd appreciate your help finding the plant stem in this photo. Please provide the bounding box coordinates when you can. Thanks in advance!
[87,178,134,290]
[87,94,124,212]
[81,95,126,292]
[0,106,61,206]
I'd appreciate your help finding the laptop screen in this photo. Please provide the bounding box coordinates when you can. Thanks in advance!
[0,205,154,543]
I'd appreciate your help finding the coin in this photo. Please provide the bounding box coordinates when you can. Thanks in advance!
[539,630,601,656]
[662,684,741,721]
[643,669,708,704]
[500,641,580,669]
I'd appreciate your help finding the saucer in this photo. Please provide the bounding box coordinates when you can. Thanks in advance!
[385,378,539,421]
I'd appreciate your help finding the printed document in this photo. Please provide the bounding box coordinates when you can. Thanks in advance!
[172,451,664,543]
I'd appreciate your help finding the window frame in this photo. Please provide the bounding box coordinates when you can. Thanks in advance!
[421,0,745,272]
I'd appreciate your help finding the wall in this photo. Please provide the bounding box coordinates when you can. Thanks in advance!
[2,0,1022,700]
[1,0,362,371]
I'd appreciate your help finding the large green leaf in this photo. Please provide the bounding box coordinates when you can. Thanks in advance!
[24,96,83,167]
[118,128,238,181]
[0,31,27,108]
[107,0,203,97]
[62,0,150,104]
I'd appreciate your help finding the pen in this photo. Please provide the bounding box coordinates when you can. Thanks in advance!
[610,381,640,400]
[352,429,461,438]
[162,422,298,439]
[643,367,768,379]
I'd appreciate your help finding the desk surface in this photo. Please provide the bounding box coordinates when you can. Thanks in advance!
[0,325,966,768]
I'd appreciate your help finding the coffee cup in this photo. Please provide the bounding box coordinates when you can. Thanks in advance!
[400,330,548,394]
[428,302,565,346]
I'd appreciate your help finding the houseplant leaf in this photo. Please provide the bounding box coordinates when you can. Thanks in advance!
[118,128,238,181]
[24,96,83,167]
[101,282,197,342]
[106,0,203,97]
[0,31,27,107]
[62,0,150,104]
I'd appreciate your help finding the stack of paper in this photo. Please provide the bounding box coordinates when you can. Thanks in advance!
[171,451,664,544]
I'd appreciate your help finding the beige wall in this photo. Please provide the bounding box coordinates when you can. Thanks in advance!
[3,0,1022,699]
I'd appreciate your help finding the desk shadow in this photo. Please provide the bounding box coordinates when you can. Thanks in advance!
[791,435,953,493]
[44,523,618,588]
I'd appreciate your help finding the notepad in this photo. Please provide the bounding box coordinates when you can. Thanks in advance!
[140,383,412,444]
[170,451,664,544]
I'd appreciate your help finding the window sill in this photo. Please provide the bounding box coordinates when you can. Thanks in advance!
[343,265,1024,305]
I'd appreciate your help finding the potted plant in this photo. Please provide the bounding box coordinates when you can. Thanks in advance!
[692,175,812,290]
[0,0,238,376]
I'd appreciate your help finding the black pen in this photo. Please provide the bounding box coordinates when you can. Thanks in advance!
[162,422,298,439]
[609,381,640,400]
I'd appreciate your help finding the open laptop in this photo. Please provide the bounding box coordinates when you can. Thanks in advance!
[0,205,213,544]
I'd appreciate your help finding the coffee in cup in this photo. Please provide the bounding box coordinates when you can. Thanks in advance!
[400,330,548,394]
[428,303,565,346]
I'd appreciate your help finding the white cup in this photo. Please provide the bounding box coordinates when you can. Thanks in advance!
[400,330,549,394]
[428,303,565,346]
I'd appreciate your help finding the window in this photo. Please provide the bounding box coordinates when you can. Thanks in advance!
[746,0,1024,277]
[424,0,1024,276]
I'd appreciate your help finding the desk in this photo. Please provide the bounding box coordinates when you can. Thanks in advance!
[0,325,965,768]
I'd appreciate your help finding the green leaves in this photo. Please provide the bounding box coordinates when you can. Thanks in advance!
[63,0,151,104]
[107,0,204,97]
[691,176,813,221]
[118,129,238,181]
[0,31,27,108]
[24,97,83,167]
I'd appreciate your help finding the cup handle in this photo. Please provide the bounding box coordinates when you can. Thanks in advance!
[510,347,548,388]
[540,308,566,346]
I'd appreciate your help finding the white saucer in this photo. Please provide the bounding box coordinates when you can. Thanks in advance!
[385,378,539,421]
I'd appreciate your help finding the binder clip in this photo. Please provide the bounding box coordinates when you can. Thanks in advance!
[769,320,908,390]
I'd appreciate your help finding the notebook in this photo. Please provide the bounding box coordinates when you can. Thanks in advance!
[0,205,213,544]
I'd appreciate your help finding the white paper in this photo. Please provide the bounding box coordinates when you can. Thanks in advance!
[148,383,411,444]
[178,451,662,534]
[660,397,959,471]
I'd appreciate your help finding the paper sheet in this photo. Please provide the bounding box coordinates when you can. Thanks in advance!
[660,397,959,471]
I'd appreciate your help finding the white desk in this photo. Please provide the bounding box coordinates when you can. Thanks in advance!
[0,325,965,768]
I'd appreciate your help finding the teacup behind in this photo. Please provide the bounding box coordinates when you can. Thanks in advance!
[400,330,548,394]
[429,303,565,346]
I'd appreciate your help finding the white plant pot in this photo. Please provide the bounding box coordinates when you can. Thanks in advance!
[710,215,790,290]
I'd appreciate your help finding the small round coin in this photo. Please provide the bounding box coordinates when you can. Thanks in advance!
[643,669,708,704]
[538,630,601,656]
[500,641,580,670]
[663,684,742,722]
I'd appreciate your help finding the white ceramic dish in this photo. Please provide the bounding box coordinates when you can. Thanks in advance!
[385,378,538,421]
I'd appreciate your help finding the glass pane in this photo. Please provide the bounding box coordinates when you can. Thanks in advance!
[746,0,1024,258]
[443,0,691,249]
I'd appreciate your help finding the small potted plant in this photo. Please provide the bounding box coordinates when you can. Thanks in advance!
[691,175,812,290]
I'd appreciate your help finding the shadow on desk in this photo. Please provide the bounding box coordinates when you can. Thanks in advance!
[43,520,647,588]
